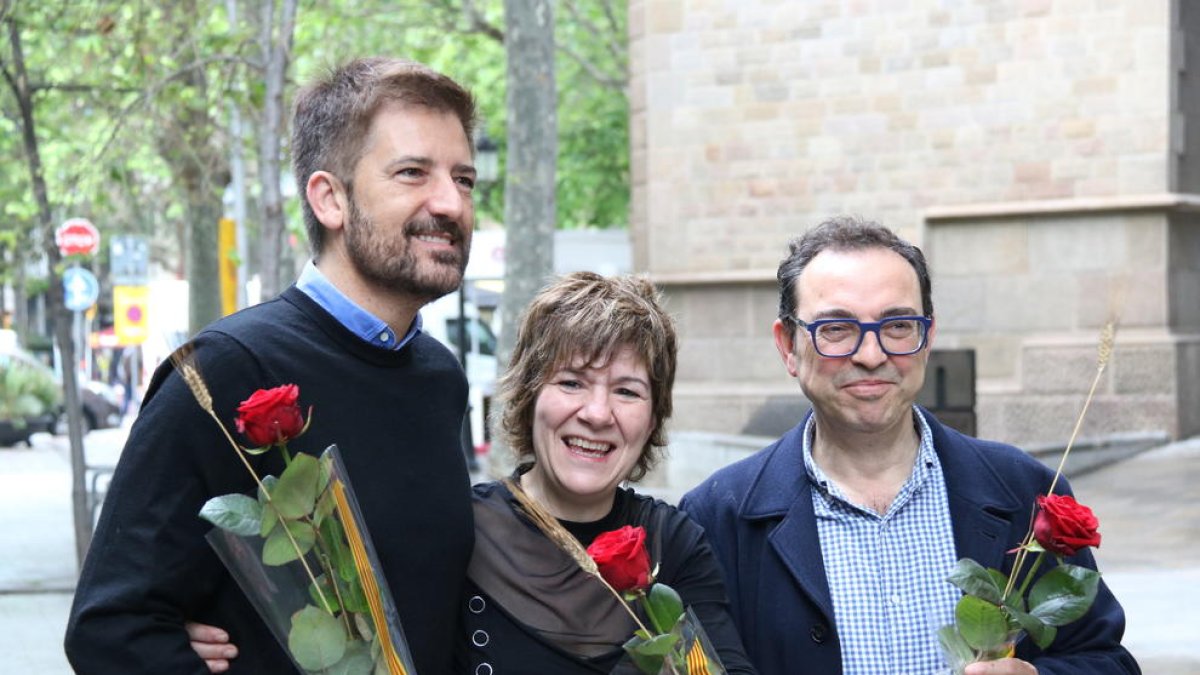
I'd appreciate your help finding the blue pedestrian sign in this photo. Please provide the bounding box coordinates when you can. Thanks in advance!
[63,267,100,312]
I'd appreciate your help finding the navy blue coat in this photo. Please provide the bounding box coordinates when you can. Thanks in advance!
[680,409,1139,675]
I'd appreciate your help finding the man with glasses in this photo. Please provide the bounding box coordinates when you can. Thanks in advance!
[681,217,1138,675]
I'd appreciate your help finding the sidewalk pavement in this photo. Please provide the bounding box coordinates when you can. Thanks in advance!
[2,426,1197,673]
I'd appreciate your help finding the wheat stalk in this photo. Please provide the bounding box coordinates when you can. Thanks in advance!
[503,478,651,635]
[171,347,267,493]
[1046,320,1115,496]
[1004,320,1116,600]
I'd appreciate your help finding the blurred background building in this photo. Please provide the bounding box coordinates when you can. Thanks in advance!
[628,0,1200,447]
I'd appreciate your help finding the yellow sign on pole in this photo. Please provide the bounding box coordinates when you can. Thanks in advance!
[113,285,150,345]
[219,217,238,316]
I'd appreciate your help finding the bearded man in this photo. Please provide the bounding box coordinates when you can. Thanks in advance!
[66,58,478,675]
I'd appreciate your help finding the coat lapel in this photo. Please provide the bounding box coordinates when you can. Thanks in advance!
[741,418,836,621]
[926,409,1024,567]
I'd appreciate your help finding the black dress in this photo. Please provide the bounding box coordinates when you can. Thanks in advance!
[458,480,757,675]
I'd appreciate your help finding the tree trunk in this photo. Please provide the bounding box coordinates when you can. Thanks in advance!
[256,0,297,299]
[4,13,92,567]
[498,0,557,361]
[187,197,223,333]
[491,0,556,475]
[155,0,230,335]
[13,249,27,342]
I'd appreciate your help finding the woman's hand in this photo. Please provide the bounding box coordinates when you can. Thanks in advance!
[185,621,238,673]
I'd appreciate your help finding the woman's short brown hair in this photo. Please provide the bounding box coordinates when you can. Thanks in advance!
[497,272,677,482]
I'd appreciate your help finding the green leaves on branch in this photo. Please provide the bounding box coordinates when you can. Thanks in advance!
[642,583,684,635]
[947,559,1003,605]
[945,557,1101,654]
[288,605,347,671]
[271,453,322,519]
[1028,564,1101,627]
[624,631,681,675]
[954,595,1011,651]
[202,445,391,673]
[199,494,262,537]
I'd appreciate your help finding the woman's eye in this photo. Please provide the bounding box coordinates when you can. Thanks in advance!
[455,176,476,190]
[557,379,581,390]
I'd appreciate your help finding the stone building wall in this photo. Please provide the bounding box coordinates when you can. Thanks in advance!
[628,0,1199,446]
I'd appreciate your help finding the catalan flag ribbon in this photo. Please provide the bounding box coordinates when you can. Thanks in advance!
[685,638,712,674]
[333,478,407,674]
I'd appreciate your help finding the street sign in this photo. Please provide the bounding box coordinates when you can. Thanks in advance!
[110,234,150,286]
[57,218,101,256]
[63,267,100,311]
[113,285,150,345]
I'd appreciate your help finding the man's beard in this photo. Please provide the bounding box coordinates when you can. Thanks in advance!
[343,197,470,302]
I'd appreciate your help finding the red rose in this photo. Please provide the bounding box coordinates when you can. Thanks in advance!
[235,384,306,448]
[587,525,652,593]
[1034,494,1101,557]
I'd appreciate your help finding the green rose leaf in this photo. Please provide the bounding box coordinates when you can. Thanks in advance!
[947,558,1004,605]
[1009,605,1057,649]
[308,574,341,614]
[288,604,347,670]
[644,583,684,635]
[320,516,356,582]
[955,595,1010,651]
[258,475,279,504]
[339,572,370,614]
[623,632,681,674]
[323,639,374,675]
[273,453,322,519]
[263,519,316,566]
[199,494,262,536]
[937,624,975,668]
[259,476,281,536]
[314,484,337,525]
[1028,564,1101,626]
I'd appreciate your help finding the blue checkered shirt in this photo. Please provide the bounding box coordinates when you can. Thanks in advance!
[802,408,961,675]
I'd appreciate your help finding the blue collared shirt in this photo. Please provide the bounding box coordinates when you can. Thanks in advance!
[295,260,421,350]
[802,407,961,675]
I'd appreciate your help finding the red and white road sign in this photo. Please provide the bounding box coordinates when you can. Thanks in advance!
[56,218,101,256]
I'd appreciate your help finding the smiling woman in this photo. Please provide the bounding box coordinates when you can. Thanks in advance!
[458,272,757,675]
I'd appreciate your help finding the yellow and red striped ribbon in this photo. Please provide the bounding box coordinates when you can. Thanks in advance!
[332,479,407,675]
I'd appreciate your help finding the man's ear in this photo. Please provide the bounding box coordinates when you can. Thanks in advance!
[306,171,349,232]
[773,318,800,378]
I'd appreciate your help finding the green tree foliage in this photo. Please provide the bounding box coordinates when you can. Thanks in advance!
[2,0,630,332]
[288,0,628,229]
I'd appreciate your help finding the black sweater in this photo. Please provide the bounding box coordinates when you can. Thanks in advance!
[66,287,474,674]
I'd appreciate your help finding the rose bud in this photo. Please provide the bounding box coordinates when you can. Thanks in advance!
[1034,494,1102,557]
[235,384,306,448]
[587,525,652,593]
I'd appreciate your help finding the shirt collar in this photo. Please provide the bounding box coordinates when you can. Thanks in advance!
[295,260,422,350]
[801,406,939,515]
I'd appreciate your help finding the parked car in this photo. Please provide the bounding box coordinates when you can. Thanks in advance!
[420,291,498,449]
[0,345,123,445]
